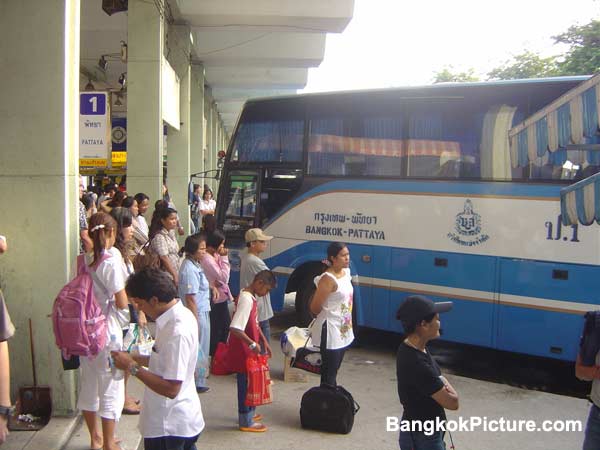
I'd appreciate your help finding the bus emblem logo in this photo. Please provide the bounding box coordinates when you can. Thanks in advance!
[448,199,489,246]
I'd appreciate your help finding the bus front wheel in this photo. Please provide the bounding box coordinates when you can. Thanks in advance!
[295,284,315,327]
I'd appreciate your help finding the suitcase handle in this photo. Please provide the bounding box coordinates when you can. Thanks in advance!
[320,383,360,414]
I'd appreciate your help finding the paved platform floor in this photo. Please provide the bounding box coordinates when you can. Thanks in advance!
[2,298,592,450]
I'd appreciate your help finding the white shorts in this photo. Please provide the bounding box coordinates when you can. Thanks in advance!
[77,348,125,421]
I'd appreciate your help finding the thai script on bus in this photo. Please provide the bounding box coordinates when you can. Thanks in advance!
[314,213,347,224]
[313,212,378,225]
[308,210,385,241]
[545,215,580,242]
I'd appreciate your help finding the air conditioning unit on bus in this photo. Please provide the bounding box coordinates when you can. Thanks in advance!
[102,0,128,16]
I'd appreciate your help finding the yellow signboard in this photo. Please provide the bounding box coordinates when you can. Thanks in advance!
[111,151,127,167]
[80,158,108,167]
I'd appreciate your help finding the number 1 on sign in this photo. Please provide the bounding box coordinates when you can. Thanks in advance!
[88,96,97,113]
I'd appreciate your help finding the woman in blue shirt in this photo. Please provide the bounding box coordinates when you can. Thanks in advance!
[178,233,212,393]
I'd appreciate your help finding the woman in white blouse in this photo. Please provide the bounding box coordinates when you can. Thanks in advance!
[199,189,216,217]
[309,242,354,386]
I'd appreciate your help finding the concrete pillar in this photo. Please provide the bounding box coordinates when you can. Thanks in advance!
[191,65,205,176]
[167,26,192,237]
[204,96,214,191]
[0,1,80,414]
[127,0,164,204]
[213,107,219,190]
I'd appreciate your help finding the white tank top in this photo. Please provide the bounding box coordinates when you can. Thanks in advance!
[310,268,354,350]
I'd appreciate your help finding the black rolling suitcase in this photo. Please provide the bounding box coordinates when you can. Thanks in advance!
[300,384,360,434]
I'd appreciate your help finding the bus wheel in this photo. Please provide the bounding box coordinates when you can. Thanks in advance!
[295,284,315,327]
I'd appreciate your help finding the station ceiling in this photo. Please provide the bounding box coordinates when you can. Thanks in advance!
[80,0,354,135]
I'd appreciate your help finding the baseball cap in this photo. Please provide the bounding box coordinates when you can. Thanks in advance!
[245,228,273,243]
[396,295,452,323]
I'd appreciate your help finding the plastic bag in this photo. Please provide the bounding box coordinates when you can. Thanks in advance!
[245,354,273,407]
[195,345,209,381]
[124,324,154,357]
[280,326,311,358]
[211,342,232,375]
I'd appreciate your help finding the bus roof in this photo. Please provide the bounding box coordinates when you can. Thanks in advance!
[244,75,592,105]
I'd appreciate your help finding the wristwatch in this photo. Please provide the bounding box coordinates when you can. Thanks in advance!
[248,342,257,350]
[129,363,140,377]
[0,405,14,418]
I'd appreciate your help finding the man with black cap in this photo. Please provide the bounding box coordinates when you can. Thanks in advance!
[396,295,459,450]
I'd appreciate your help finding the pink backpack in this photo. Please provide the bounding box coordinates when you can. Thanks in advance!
[52,253,110,359]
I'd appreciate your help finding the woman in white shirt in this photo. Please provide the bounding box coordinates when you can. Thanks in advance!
[79,212,128,450]
[110,207,148,415]
[133,193,150,240]
[199,189,216,217]
[309,242,354,386]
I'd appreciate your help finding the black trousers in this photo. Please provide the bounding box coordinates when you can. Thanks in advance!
[144,434,199,450]
[320,347,347,386]
[319,322,347,386]
[209,301,231,356]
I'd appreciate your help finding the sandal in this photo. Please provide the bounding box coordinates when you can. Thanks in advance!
[253,414,263,421]
[239,422,267,432]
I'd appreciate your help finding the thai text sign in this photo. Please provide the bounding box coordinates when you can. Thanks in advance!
[80,92,110,167]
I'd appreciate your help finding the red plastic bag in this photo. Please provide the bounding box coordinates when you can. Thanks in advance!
[245,355,273,407]
[211,342,232,375]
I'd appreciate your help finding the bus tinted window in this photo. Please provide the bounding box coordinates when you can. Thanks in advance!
[308,116,405,176]
[307,104,480,179]
[230,100,304,163]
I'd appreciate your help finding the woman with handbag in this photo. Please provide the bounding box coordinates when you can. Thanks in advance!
[110,207,147,415]
[150,207,182,285]
[200,230,233,356]
[309,242,354,387]
[228,270,275,432]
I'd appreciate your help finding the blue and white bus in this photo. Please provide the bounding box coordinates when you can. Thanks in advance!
[215,76,600,362]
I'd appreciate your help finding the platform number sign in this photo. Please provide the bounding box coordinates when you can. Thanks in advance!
[79,92,110,167]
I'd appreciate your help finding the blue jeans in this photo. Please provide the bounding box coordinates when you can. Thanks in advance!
[195,311,210,388]
[237,372,256,428]
[259,319,270,353]
[144,434,199,450]
[584,404,600,450]
[399,430,446,450]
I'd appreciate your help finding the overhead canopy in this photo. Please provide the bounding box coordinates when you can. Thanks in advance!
[509,74,600,168]
[561,171,600,226]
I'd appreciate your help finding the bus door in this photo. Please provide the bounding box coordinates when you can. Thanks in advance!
[348,243,391,331]
[220,170,260,295]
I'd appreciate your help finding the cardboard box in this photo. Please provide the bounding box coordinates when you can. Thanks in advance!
[283,356,309,383]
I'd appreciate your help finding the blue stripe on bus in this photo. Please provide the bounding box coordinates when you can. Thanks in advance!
[266,240,599,307]
[264,239,593,360]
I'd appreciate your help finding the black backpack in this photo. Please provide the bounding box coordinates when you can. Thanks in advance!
[300,384,360,434]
